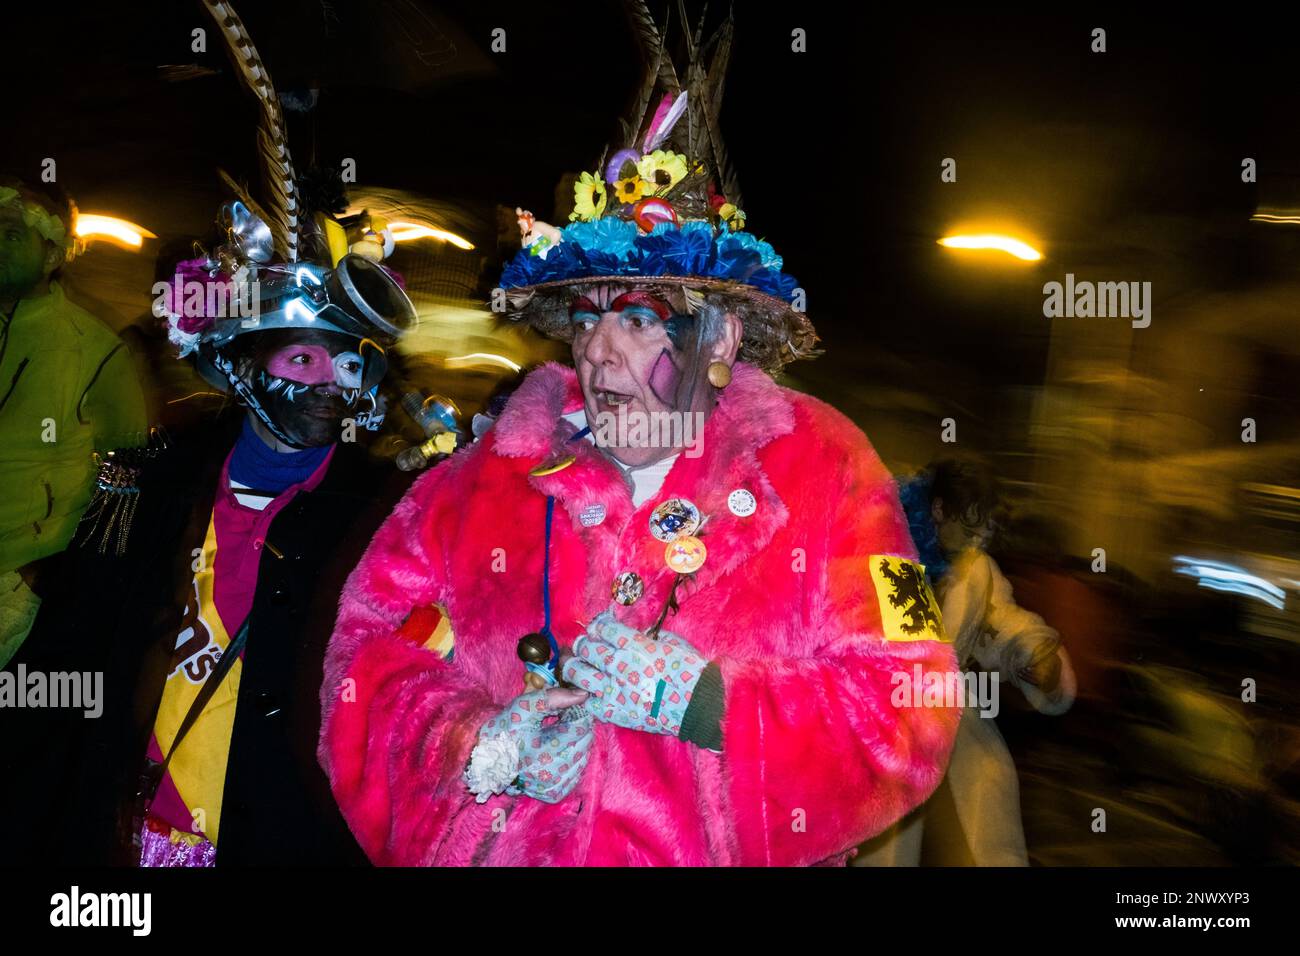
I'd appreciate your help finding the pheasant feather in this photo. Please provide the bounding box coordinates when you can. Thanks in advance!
[202,0,299,262]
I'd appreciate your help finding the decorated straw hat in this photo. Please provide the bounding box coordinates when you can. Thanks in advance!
[498,4,819,375]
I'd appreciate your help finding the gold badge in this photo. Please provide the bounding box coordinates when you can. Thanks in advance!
[868,556,948,643]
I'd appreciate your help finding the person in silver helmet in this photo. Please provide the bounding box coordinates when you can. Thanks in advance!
[1,209,421,868]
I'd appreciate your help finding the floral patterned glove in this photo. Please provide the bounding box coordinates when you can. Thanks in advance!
[560,611,708,737]
[464,687,592,804]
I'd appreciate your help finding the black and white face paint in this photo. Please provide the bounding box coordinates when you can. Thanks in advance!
[229,329,388,447]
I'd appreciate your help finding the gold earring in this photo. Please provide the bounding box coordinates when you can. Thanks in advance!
[707,361,732,389]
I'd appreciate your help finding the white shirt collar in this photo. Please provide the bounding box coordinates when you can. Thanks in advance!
[560,408,679,508]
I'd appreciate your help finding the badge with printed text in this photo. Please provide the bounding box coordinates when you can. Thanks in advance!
[579,503,607,527]
[727,489,757,517]
[868,555,948,643]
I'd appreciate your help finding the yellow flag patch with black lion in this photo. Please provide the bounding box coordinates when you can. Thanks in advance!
[868,555,949,643]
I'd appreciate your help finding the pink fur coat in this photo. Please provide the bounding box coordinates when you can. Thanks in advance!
[318,361,959,865]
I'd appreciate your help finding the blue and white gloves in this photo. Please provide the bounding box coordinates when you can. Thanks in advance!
[467,614,725,805]
[561,611,714,739]
[464,687,592,804]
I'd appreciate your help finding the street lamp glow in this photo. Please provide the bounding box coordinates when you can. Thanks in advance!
[75,215,156,249]
[938,233,1043,261]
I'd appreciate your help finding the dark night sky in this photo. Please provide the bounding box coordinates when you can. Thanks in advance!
[6,2,1299,456]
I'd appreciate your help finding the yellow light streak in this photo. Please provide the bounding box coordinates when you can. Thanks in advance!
[388,221,475,250]
[937,233,1043,261]
[445,352,522,372]
[75,215,156,248]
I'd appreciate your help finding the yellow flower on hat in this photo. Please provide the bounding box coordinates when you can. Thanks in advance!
[570,172,608,222]
[719,202,746,231]
[636,150,689,194]
[612,175,650,204]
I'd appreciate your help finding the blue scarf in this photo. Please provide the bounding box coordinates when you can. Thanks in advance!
[228,417,332,494]
[896,473,950,585]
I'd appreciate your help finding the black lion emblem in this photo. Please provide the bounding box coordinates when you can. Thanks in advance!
[877,559,942,636]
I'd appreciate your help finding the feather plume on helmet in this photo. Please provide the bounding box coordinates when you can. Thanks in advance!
[153,2,417,448]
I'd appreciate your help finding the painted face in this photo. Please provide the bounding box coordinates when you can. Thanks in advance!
[263,343,364,389]
[0,204,50,303]
[246,330,373,447]
[570,284,711,467]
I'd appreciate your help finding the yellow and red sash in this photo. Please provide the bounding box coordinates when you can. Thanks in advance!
[152,515,241,845]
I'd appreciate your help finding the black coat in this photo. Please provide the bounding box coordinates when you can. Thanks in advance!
[0,417,411,865]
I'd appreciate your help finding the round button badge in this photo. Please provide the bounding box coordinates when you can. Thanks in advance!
[649,498,701,542]
[664,535,707,574]
[727,489,757,517]
[612,571,645,606]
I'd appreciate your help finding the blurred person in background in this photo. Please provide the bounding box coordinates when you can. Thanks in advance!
[857,457,1076,866]
[0,175,146,667]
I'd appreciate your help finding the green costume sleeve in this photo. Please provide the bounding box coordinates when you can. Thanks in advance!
[79,341,147,451]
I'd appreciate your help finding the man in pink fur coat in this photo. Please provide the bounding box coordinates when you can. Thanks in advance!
[318,12,959,866]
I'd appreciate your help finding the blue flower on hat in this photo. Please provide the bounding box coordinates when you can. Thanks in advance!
[653,219,715,239]
[584,249,627,275]
[562,218,639,259]
[500,247,549,287]
[625,241,666,276]
[722,231,783,271]
[647,224,716,276]
[539,242,592,281]
[713,236,764,281]
[749,267,800,301]
[501,241,593,287]
[501,217,799,306]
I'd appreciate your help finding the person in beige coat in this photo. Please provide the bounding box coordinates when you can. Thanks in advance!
[856,458,1075,866]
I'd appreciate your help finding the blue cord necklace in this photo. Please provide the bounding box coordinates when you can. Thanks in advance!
[515,425,591,686]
